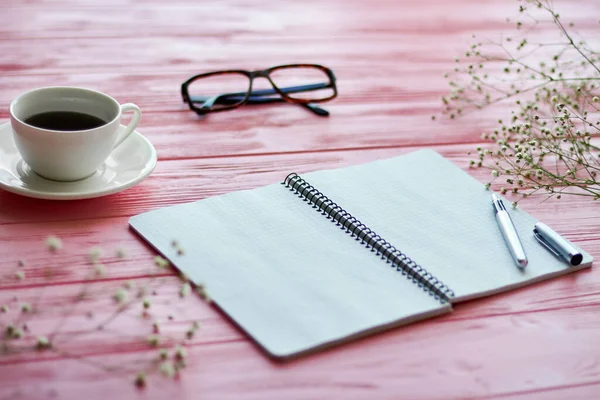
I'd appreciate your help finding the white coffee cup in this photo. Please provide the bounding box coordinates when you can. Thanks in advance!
[10,86,142,181]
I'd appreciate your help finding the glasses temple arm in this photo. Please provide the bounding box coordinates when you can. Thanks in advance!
[188,82,330,104]
[187,83,331,116]
[248,82,329,97]
[301,103,329,116]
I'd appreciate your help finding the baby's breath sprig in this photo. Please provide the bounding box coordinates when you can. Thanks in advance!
[441,0,600,202]
[2,237,211,390]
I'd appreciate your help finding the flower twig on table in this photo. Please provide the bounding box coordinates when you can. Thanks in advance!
[439,0,600,203]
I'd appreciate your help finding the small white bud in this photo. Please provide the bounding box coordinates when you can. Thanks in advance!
[37,336,51,349]
[116,247,127,259]
[154,256,169,268]
[179,282,191,298]
[45,236,63,251]
[142,298,151,309]
[159,349,169,360]
[89,247,103,263]
[134,372,147,388]
[113,288,127,304]
[147,335,160,347]
[160,362,176,378]
[94,264,106,277]
[174,345,187,360]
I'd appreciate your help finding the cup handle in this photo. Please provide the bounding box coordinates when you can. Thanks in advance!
[113,103,142,149]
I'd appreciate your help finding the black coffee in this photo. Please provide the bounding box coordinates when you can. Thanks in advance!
[24,111,107,131]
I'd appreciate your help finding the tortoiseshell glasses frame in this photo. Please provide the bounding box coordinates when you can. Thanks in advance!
[181,64,337,117]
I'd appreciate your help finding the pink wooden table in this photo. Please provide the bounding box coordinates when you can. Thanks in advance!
[1,0,600,398]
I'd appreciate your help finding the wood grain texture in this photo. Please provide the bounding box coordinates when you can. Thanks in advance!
[1,0,600,398]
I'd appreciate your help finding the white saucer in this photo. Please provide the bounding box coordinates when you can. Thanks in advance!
[0,122,157,200]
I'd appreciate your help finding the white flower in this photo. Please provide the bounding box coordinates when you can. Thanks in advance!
[179,283,191,298]
[174,345,187,360]
[116,247,127,259]
[154,256,169,268]
[94,264,106,277]
[196,284,211,303]
[134,372,147,388]
[147,335,160,347]
[492,170,499,177]
[160,362,175,378]
[37,336,51,349]
[142,298,151,309]
[113,288,127,304]
[45,236,62,251]
[89,247,103,263]
[159,349,169,360]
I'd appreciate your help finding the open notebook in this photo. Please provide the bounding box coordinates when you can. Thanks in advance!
[129,150,593,359]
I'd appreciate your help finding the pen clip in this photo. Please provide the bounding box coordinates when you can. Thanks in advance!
[533,229,561,258]
[533,223,583,266]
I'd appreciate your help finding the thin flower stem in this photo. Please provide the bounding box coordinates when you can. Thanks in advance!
[544,4,600,75]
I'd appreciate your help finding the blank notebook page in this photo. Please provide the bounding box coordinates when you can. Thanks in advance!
[303,150,593,302]
[129,182,450,358]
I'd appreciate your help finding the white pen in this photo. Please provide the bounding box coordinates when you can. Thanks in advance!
[491,193,528,268]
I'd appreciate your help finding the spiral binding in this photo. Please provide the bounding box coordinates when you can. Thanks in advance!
[282,172,455,303]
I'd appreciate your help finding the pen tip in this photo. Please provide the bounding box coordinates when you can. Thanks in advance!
[491,193,499,201]
[517,258,528,268]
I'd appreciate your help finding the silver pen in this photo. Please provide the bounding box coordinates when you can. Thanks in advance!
[491,193,528,268]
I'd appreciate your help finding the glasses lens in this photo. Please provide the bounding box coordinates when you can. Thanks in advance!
[187,72,250,111]
[269,66,334,101]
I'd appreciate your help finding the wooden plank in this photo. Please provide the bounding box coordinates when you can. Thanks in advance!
[2,303,600,399]
[2,143,600,224]
[1,218,599,336]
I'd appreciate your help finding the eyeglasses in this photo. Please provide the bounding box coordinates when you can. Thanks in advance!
[181,64,337,117]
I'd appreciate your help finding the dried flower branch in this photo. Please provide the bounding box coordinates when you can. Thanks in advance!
[440,0,600,202]
[1,237,210,390]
